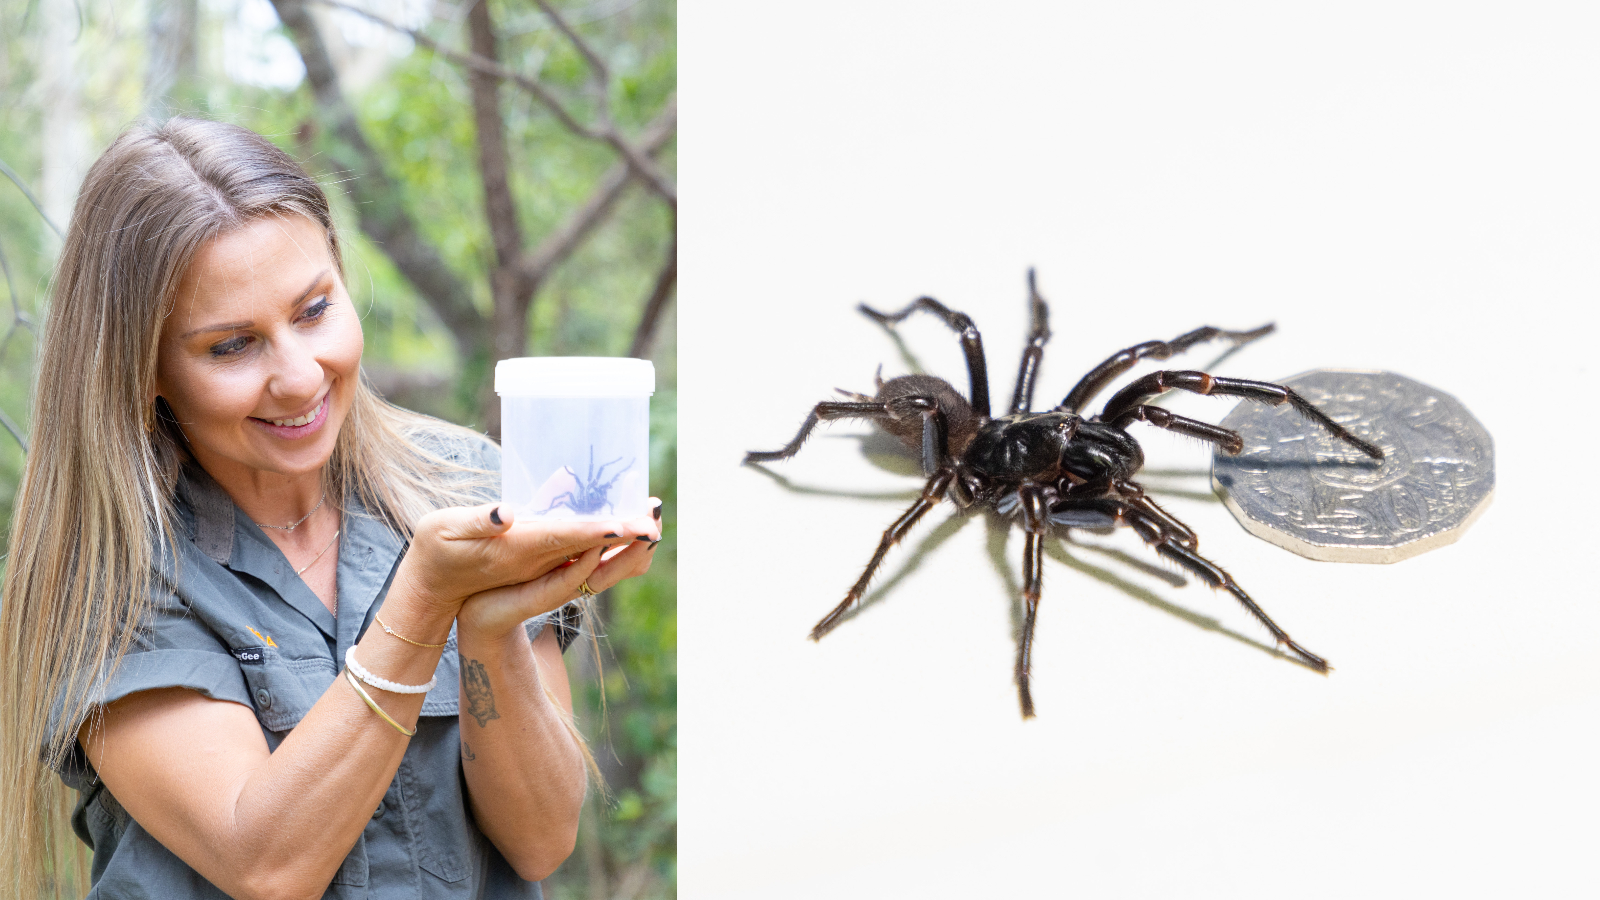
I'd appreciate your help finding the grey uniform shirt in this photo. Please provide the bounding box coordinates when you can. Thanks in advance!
[56,443,553,899]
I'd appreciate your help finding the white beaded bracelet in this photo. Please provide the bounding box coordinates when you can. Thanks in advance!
[345,646,437,695]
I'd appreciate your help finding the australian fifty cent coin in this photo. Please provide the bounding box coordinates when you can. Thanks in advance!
[1211,369,1493,563]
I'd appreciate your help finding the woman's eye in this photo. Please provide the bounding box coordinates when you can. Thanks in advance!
[209,335,251,357]
[301,296,331,321]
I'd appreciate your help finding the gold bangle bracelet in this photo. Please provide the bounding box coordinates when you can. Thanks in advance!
[344,668,417,737]
[374,614,448,649]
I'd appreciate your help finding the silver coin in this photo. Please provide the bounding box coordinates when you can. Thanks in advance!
[1210,369,1493,563]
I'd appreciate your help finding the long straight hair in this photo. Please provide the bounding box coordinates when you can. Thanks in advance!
[0,118,500,897]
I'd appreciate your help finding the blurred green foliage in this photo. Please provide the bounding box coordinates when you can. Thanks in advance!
[0,1,674,896]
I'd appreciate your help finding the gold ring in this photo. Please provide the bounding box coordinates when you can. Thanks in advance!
[577,580,597,598]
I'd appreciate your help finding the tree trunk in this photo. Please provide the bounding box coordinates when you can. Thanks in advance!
[145,0,198,118]
[40,0,90,248]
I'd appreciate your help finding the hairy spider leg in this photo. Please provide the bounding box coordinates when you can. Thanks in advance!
[588,453,632,495]
[859,297,992,418]
[1101,370,1384,459]
[541,491,613,516]
[744,396,952,475]
[1118,487,1199,551]
[588,448,628,483]
[1106,405,1249,455]
[810,469,955,641]
[1014,482,1052,718]
[1055,324,1276,414]
[743,402,894,464]
[1058,493,1330,672]
[544,491,577,512]
[1007,269,1053,416]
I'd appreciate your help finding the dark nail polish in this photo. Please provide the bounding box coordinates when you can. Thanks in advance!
[634,535,651,543]
[652,504,662,521]
[489,507,502,526]
[604,532,619,538]
[648,540,659,551]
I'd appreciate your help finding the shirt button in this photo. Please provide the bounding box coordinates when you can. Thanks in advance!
[254,688,273,709]
[373,800,385,818]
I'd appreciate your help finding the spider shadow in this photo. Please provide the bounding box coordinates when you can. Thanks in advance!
[1131,467,1221,504]
[743,455,924,503]
[773,445,1320,673]
[977,515,1315,672]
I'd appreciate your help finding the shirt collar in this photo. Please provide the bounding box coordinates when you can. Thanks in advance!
[176,464,407,644]
[177,463,237,566]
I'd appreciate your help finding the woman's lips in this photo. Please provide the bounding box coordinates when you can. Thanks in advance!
[251,394,330,439]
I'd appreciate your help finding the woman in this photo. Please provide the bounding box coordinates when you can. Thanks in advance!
[0,118,659,898]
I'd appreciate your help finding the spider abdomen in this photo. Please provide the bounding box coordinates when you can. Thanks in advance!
[874,374,978,454]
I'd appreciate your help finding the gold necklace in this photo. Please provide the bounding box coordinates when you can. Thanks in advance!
[254,489,327,532]
[295,528,340,577]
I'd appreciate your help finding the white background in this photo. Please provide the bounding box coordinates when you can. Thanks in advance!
[677,3,1598,897]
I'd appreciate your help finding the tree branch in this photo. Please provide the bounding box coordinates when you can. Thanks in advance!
[533,0,609,85]
[0,241,35,337]
[0,406,27,454]
[515,95,675,288]
[0,156,64,239]
[468,0,523,272]
[312,0,675,205]
[270,0,487,357]
[627,215,674,359]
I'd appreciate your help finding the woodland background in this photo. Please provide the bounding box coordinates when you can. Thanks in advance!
[0,0,676,896]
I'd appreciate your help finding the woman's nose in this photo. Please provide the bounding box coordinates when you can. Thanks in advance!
[269,333,324,400]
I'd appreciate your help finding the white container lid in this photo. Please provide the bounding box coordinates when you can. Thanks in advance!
[495,356,655,397]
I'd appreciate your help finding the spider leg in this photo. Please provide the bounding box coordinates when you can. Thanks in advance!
[593,454,626,482]
[743,401,899,464]
[859,297,992,418]
[746,397,952,475]
[595,458,633,492]
[542,492,577,514]
[810,468,954,640]
[1056,324,1275,414]
[1008,269,1052,415]
[1125,492,1198,550]
[1102,370,1383,459]
[1109,491,1328,671]
[1014,482,1051,718]
[1106,404,1250,454]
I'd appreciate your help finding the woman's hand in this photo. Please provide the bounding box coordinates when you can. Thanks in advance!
[391,502,655,621]
[456,501,662,641]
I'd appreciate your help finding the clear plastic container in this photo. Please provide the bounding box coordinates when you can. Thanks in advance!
[496,357,654,521]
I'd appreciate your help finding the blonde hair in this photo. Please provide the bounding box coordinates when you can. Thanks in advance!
[0,118,504,897]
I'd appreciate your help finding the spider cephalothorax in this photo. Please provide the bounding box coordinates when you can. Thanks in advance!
[745,271,1383,717]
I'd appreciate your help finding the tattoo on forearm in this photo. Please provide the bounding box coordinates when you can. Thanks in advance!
[461,742,476,761]
[463,658,500,728]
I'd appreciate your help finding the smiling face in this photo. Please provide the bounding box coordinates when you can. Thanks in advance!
[156,215,363,491]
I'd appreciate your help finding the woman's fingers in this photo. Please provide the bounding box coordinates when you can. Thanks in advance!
[456,545,607,637]
[424,503,515,541]
[583,537,657,593]
[405,503,660,614]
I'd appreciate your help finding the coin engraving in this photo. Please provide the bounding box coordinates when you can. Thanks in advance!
[1211,370,1492,563]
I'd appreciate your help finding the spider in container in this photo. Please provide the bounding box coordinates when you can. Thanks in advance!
[743,271,1383,717]
[542,446,633,516]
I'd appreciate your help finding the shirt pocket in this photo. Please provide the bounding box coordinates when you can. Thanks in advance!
[396,724,474,884]
[330,835,369,887]
[236,646,337,733]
